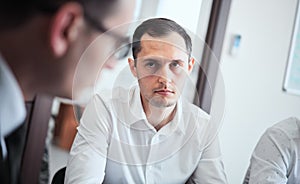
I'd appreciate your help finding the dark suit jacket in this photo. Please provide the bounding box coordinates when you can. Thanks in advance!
[0,102,33,184]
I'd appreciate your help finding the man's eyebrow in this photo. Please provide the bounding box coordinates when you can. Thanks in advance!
[171,59,184,63]
[141,58,185,63]
[142,57,161,62]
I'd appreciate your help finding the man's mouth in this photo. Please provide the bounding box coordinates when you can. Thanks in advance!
[154,89,175,96]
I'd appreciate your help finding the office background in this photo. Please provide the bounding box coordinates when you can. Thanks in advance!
[49,0,300,183]
[218,0,300,183]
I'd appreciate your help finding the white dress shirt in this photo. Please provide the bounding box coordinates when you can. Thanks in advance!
[0,54,26,158]
[65,86,227,184]
[245,117,300,184]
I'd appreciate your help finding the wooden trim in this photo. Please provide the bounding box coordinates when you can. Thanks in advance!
[20,95,53,184]
[194,0,232,113]
[53,103,78,151]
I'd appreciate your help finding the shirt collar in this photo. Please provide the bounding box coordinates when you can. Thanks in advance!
[127,86,148,124]
[171,97,185,134]
[0,53,26,157]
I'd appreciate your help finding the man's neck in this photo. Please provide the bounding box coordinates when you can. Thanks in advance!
[143,102,177,131]
[0,18,54,101]
[0,44,36,101]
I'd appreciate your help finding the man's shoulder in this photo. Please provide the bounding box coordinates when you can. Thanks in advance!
[267,117,300,139]
[96,87,131,102]
[94,87,138,114]
[181,99,210,121]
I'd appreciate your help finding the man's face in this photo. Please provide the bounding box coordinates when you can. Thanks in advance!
[72,30,131,104]
[129,32,194,108]
[71,0,136,103]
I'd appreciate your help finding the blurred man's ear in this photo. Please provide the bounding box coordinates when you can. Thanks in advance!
[128,58,137,77]
[49,2,83,57]
[188,57,195,74]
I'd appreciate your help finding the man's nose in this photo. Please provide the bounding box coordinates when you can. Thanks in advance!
[157,65,172,84]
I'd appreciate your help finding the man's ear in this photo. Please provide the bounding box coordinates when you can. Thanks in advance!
[128,58,137,77]
[49,2,83,58]
[188,57,195,74]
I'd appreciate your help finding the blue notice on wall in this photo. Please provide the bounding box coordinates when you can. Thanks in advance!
[284,1,300,95]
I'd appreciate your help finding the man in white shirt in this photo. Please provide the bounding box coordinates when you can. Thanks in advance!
[65,18,227,183]
[0,0,136,183]
[244,117,300,184]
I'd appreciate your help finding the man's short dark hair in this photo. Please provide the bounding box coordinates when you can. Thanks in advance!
[0,0,117,30]
[132,18,192,61]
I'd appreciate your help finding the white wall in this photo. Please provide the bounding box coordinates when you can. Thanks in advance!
[216,0,300,183]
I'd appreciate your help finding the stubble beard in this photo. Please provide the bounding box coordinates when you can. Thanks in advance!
[148,95,177,108]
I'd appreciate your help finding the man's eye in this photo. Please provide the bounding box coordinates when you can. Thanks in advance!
[146,62,156,67]
[170,62,180,68]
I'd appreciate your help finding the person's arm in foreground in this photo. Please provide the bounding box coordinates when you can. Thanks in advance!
[247,127,291,184]
[65,95,111,184]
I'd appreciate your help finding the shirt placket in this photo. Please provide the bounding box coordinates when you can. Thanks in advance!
[145,132,164,184]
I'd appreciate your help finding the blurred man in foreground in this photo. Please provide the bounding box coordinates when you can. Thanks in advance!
[0,0,136,183]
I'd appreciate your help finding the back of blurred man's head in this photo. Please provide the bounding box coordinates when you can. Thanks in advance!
[0,0,118,30]
[0,0,136,100]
